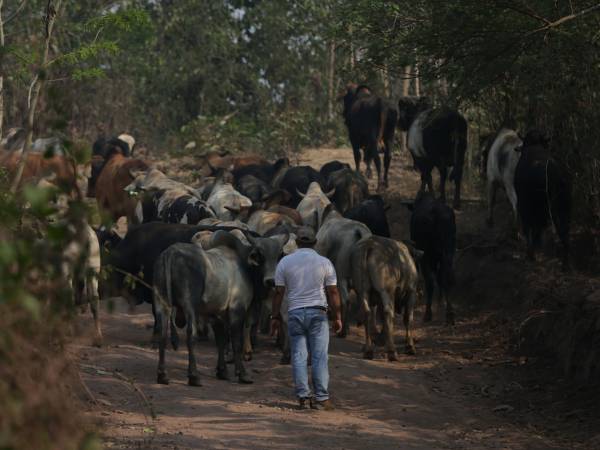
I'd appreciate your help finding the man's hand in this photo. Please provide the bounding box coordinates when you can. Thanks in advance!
[270,317,281,337]
[332,317,343,334]
[325,285,342,334]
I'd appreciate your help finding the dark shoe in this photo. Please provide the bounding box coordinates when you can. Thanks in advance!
[298,397,310,410]
[310,398,334,411]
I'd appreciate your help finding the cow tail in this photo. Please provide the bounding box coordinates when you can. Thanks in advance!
[153,249,173,345]
[352,241,372,314]
[449,117,467,182]
[378,101,387,151]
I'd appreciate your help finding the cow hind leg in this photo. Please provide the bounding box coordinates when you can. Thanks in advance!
[280,320,291,365]
[87,275,102,347]
[231,317,253,384]
[403,292,417,355]
[352,143,362,173]
[361,299,374,359]
[439,284,454,326]
[453,173,462,210]
[213,321,230,380]
[186,310,201,386]
[337,279,351,338]
[438,166,448,204]
[156,305,170,385]
[380,291,398,361]
[242,315,253,362]
[368,141,383,191]
[423,266,435,322]
[383,142,392,188]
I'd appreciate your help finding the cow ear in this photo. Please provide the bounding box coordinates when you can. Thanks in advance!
[325,187,336,198]
[247,248,264,267]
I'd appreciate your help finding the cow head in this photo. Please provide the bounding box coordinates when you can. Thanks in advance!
[247,233,289,288]
[516,129,549,152]
[397,96,431,130]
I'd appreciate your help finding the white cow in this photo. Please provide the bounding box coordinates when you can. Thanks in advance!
[295,181,335,231]
[484,128,522,226]
[206,180,253,221]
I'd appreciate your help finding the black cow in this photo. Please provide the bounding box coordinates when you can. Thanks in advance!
[235,174,273,204]
[319,160,351,181]
[342,84,398,189]
[397,97,467,209]
[406,191,456,324]
[153,231,287,386]
[231,157,289,185]
[326,167,369,213]
[343,195,390,237]
[514,130,571,268]
[278,165,326,208]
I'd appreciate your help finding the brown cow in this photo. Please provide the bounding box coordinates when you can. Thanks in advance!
[95,152,149,221]
[199,151,268,176]
[0,151,80,194]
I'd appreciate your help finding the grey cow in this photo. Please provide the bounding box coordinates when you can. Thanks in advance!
[315,205,372,337]
[153,231,286,386]
[350,236,419,360]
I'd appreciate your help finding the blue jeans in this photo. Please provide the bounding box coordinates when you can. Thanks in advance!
[288,307,330,401]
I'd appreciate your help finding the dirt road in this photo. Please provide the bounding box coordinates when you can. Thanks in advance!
[75,148,597,449]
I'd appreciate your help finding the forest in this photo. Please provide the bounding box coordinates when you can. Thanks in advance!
[1,1,599,449]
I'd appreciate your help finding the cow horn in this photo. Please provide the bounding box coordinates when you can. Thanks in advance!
[325,187,336,198]
[296,188,306,199]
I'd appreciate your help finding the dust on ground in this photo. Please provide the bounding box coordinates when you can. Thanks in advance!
[74,147,600,450]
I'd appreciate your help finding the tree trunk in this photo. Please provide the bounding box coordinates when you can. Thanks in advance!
[414,64,421,97]
[381,64,390,97]
[0,0,5,141]
[10,0,62,193]
[400,66,411,154]
[402,66,411,97]
[327,40,335,121]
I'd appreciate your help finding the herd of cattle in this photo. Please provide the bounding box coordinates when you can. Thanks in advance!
[0,84,573,386]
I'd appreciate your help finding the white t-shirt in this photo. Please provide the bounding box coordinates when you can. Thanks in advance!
[274,248,337,311]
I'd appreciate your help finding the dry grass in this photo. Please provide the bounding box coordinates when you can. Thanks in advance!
[0,304,99,450]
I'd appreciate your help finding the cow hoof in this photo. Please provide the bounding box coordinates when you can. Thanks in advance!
[405,345,416,356]
[423,311,433,322]
[171,336,179,351]
[157,373,169,385]
[238,374,253,384]
[387,351,399,362]
[453,202,461,211]
[216,367,230,381]
[446,314,456,326]
[92,337,103,348]
[363,349,374,360]
[243,352,253,362]
[188,375,202,387]
[279,354,291,365]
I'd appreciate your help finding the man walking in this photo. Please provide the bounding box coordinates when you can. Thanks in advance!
[271,227,342,410]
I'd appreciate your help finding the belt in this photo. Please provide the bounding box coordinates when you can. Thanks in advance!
[303,305,327,311]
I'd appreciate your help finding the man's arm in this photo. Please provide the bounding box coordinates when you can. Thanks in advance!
[270,286,285,336]
[325,285,342,333]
